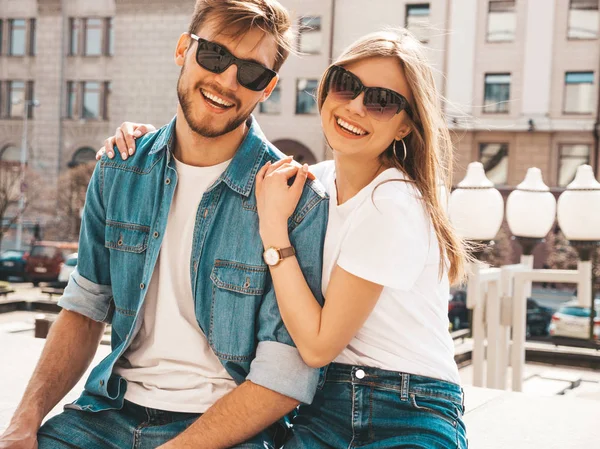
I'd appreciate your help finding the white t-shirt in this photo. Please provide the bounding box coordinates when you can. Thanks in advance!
[114,157,236,413]
[312,161,460,384]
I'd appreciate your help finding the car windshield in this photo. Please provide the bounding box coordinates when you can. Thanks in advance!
[30,246,56,258]
[1,251,24,258]
[559,306,598,318]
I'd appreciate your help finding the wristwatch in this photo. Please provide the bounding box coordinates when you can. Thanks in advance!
[263,246,296,267]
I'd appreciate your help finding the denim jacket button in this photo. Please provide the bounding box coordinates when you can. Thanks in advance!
[153,232,159,238]
[99,380,104,386]
[165,178,171,185]
[140,283,145,289]
[355,369,365,379]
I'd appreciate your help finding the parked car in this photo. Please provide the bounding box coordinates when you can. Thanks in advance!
[549,300,600,340]
[58,253,77,283]
[526,298,553,337]
[25,241,78,286]
[449,290,553,337]
[0,250,29,281]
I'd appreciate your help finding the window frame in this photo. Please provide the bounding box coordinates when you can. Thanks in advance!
[83,17,104,57]
[478,142,510,185]
[557,143,591,187]
[563,71,595,115]
[295,78,319,115]
[405,3,431,44]
[486,0,517,43]
[8,81,26,119]
[8,19,27,56]
[483,73,511,114]
[298,16,322,55]
[567,0,599,40]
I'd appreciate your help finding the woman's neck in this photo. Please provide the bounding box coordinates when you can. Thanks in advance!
[333,153,387,205]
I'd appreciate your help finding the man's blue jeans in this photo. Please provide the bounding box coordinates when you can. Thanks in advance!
[37,400,276,449]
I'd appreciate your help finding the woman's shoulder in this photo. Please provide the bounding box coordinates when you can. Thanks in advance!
[370,168,424,209]
[309,160,335,182]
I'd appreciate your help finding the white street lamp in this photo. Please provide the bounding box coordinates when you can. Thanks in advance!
[557,164,600,311]
[557,165,600,242]
[449,162,504,242]
[506,168,556,255]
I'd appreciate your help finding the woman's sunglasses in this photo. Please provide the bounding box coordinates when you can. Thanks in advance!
[325,65,413,122]
[190,34,277,92]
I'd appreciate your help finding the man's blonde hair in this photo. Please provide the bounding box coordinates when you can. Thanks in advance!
[188,0,295,72]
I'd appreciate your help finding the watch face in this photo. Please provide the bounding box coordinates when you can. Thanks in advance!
[264,248,280,266]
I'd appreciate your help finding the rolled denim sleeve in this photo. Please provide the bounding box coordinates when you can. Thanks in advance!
[58,161,113,323]
[247,192,328,404]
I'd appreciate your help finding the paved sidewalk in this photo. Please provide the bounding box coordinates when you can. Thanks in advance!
[1,332,599,448]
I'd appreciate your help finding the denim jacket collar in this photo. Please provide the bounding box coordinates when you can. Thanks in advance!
[148,115,266,198]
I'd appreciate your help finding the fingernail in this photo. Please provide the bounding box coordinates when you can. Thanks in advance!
[108,152,114,158]
[303,164,309,172]
[121,152,127,159]
[133,130,142,137]
[128,148,134,155]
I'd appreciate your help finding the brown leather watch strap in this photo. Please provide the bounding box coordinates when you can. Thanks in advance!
[278,246,296,259]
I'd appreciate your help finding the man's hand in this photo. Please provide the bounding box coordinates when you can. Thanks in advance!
[0,419,39,449]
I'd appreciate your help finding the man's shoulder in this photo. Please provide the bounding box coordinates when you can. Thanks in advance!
[261,140,329,212]
[100,124,169,175]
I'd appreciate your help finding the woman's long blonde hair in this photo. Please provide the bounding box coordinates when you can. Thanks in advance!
[317,29,469,284]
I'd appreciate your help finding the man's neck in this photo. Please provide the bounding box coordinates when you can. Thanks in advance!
[172,107,247,167]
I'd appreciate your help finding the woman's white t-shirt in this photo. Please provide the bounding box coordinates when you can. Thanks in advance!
[312,161,460,384]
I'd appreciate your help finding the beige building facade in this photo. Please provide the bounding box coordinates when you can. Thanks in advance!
[0,0,598,200]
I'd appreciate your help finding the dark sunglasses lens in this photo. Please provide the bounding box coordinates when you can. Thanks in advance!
[328,68,360,101]
[238,63,275,91]
[196,41,230,73]
[364,88,402,121]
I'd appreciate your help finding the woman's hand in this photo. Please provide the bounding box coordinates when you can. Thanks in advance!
[96,122,156,161]
[255,157,310,241]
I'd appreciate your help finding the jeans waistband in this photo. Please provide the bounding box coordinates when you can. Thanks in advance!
[320,363,464,407]
[122,400,200,425]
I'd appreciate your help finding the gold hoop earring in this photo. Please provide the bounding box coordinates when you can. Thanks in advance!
[393,139,407,162]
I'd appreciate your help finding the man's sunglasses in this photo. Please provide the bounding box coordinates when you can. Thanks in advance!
[190,34,277,92]
[324,65,413,122]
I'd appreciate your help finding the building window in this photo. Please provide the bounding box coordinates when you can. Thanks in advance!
[8,19,26,56]
[405,4,430,43]
[8,81,26,118]
[0,21,3,55]
[69,18,79,55]
[0,145,22,170]
[66,81,77,118]
[260,84,281,115]
[296,79,319,115]
[69,147,97,168]
[82,82,101,119]
[484,73,511,113]
[487,1,516,42]
[568,0,599,39]
[558,144,591,187]
[84,18,103,56]
[479,143,509,185]
[564,72,594,114]
[298,16,321,54]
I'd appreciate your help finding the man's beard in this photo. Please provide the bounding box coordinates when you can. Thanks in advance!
[177,70,257,139]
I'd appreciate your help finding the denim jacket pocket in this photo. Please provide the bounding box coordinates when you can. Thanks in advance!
[209,260,268,361]
[104,220,150,254]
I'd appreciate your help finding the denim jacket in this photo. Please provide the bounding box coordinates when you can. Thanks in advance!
[58,116,328,412]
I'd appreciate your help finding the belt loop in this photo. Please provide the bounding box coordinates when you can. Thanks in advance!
[400,373,409,401]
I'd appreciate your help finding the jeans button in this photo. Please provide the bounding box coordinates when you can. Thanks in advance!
[355,369,365,379]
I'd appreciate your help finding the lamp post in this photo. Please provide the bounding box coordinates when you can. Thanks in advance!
[449,162,504,331]
[12,98,40,251]
[557,165,600,341]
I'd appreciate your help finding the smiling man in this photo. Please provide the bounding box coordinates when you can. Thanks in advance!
[0,1,328,448]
